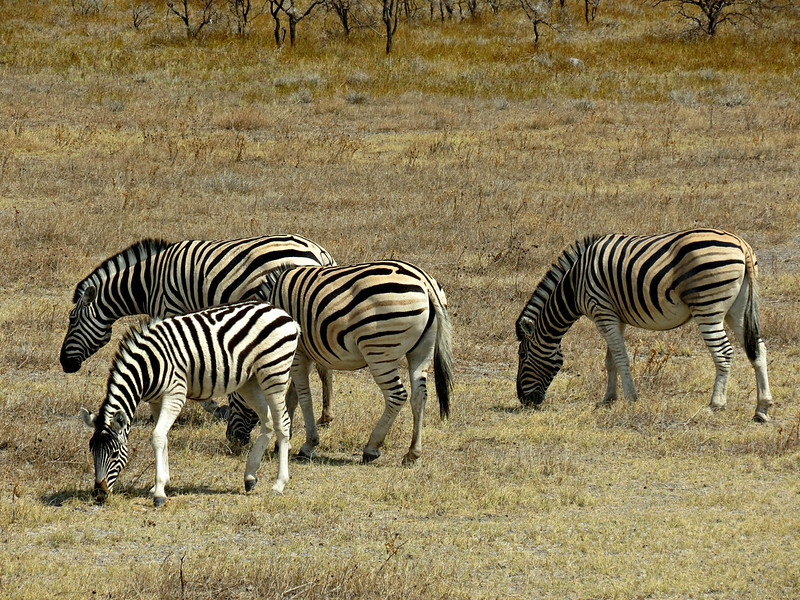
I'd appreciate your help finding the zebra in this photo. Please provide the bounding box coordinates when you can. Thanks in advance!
[80,301,299,507]
[226,260,454,465]
[515,228,773,422]
[60,234,335,426]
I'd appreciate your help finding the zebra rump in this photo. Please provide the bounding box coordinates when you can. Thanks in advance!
[228,260,454,465]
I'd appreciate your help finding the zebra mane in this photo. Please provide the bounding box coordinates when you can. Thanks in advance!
[255,263,296,300]
[73,239,172,303]
[515,234,603,341]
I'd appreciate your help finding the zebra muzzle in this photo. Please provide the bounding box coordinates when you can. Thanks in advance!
[92,480,110,504]
[60,353,82,373]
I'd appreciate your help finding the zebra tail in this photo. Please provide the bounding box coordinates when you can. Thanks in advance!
[743,249,760,362]
[431,291,454,420]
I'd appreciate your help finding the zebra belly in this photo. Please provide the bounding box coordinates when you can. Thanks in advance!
[184,371,251,400]
[298,340,367,371]
[618,302,693,331]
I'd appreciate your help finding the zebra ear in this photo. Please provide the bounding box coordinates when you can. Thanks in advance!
[82,285,98,306]
[110,410,130,433]
[80,407,96,428]
[516,317,534,340]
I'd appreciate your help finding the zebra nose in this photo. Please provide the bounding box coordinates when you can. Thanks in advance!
[92,480,109,504]
[60,353,82,373]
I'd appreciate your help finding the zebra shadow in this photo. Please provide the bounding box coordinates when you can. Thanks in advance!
[40,489,93,507]
[489,404,553,414]
[291,455,362,467]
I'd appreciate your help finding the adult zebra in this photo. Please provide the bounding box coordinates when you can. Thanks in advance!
[516,229,773,421]
[80,301,298,507]
[60,234,335,424]
[226,260,454,465]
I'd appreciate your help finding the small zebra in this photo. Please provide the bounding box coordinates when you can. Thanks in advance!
[227,260,454,465]
[516,229,773,421]
[60,234,335,425]
[80,301,298,507]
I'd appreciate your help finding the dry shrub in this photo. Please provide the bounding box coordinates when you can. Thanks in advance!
[122,548,459,600]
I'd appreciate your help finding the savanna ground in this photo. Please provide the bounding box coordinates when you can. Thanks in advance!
[1,1,800,598]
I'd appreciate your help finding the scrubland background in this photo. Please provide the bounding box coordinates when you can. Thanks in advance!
[1,0,799,598]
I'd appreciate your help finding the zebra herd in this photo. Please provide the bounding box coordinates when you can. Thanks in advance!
[66,229,773,507]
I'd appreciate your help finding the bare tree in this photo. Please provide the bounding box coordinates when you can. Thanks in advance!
[268,0,286,45]
[652,0,784,34]
[327,0,353,34]
[382,0,400,53]
[284,0,325,45]
[167,0,217,37]
[584,0,599,23]
[131,1,156,28]
[519,0,554,44]
[228,0,270,34]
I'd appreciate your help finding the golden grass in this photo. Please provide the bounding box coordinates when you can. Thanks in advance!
[1,1,800,598]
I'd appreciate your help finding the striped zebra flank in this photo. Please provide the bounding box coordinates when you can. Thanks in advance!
[60,234,335,424]
[80,301,299,507]
[227,260,454,465]
[515,228,773,421]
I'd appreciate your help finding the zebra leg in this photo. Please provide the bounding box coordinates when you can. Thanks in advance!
[696,319,733,411]
[363,363,407,463]
[291,352,319,460]
[238,377,291,494]
[150,391,186,507]
[601,345,619,405]
[596,320,638,402]
[316,364,334,427]
[724,311,773,422]
[402,342,434,466]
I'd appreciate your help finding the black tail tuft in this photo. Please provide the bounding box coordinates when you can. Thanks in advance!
[743,270,760,362]
[434,345,452,419]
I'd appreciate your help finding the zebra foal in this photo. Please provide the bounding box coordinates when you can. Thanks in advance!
[227,260,454,465]
[80,302,298,507]
[516,229,773,421]
[60,234,335,424]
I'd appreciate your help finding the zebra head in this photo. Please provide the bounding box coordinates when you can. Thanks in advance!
[80,407,131,504]
[60,284,114,373]
[515,317,563,408]
[225,392,260,450]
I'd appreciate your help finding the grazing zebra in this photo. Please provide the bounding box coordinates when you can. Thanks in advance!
[60,234,335,425]
[227,260,454,465]
[80,302,298,507]
[515,229,773,421]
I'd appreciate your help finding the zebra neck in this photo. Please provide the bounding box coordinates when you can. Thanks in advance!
[532,271,583,344]
[99,256,158,319]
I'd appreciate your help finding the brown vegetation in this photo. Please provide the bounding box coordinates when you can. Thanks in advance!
[1,1,799,598]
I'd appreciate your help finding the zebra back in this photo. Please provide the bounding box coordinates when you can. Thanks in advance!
[61,234,334,372]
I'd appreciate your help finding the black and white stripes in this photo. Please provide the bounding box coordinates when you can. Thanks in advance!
[61,234,335,420]
[81,301,299,506]
[516,228,773,421]
[227,260,454,465]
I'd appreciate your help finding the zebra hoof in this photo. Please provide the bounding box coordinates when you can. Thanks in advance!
[401,453,419,467]
[316,415,334,428]
[153,496,167,508]
[753,411,771,423]
[296,446,316,461]
[362,451,381,464]
[244,477,258,492]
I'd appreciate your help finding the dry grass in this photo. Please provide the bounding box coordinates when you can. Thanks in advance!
[1,1,800,598]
